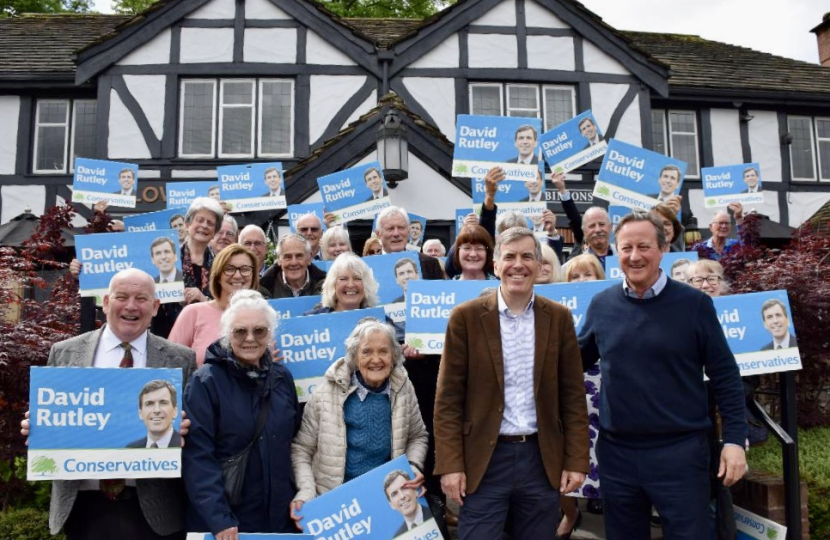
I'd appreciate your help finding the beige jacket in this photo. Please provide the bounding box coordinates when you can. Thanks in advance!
[291,358,428,503]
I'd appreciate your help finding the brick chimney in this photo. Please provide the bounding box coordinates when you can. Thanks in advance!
[811,12,830,66]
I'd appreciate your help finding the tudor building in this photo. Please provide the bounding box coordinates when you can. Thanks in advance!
[0,0,829,245]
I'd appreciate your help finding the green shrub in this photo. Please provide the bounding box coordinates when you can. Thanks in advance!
[0,507,62,540]
[746,427,830,539]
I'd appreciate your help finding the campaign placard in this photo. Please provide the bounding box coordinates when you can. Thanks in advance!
[605,251,698,281]
[540,110,608,174]
[362,252,422,306]
[312,260,334,274]
[702,163,764,208]
[595,139,687,211]
[268,295,323,320]
[279,307,386,402]
[123,207,189,235]
[187,535,312,540]
[72,158,139,208]
[607,205,631,244]
[27,367,183,481]
[734,505,787,540]
[218,162,286,214]
[405,280,496,354]
[452,115,543,181]
[712,290,802,377]
[76,230,184,304]
[455,208,473,233]
[299,455,440,540]
[288,202,328,234]
[406,212,426,250]
[166,181,220,209]
[317,162,390,224]
[534,279,621,333]
[471,177,546,227]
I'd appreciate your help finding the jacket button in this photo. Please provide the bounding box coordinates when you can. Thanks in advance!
[498,405,503,412]
[489,440,495,447]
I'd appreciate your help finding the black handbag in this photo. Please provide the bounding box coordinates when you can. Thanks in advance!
[221,393,270,506]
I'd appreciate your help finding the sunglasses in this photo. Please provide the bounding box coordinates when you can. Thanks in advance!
[231,326,270,341]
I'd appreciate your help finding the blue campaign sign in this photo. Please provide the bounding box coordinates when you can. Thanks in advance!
[702,163,764,208]
[218,162,286,214]
[407,212,427,248]
[712,290,802,377]
[268,295,323,320]
[405,280,496,354]
[595,139,687,211]
[299,455,440,540]
[534,280,620,334]
[279,307,386,402]
[607,205,631,244]
[317,162,390,224]
[362,252,422,305]
[605,251,698,281]
[187,535,313,540]
[472,178,547,225]
[453,115,543,182]
[123,207,189,234]
[733,505,787,540]
[72,158,139,208]
[455,208,473,233]
[540,110,607,174]
[312,260,334,274]
[166,181,219,209]
[287,202,328,234]
[27,366,183,480]
[76,229,184,304]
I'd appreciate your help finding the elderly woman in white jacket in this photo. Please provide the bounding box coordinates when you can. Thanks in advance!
[290,318,428,528]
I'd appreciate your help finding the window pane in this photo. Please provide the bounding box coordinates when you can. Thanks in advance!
[789,117,815,179]
[671,133,698,176]
[669,111,695,133]
[39,102,68,124]
[816,118,830,139]
[543,87,573,130]
[819,140,830,180]
[181,81,214,156]
[508,86,538,112]
[470,85,501,116]
[222,81,253,106]
[651,110,667,155]
[260,81,292,155]
[36,126,67,171]
[221,108,253,155]
[72,101,97,164]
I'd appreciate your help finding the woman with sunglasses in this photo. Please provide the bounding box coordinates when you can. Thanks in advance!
[169,244,261,366]
[183,289,300,538]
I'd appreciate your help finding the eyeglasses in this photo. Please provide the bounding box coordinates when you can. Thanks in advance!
[231,326,270,341]
[711,221,731,227]
[689,275,723,286]
[222,265,254,277]
[215,230,236,238]
[242,241,267,248]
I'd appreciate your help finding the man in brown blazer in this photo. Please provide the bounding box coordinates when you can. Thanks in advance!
[434,227,589,539]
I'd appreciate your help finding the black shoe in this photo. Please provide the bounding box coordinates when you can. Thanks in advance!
[554,508,582,540]
[587,498,603,515]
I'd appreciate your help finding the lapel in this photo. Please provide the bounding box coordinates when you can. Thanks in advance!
[532,299,552,399]
[480,292,505,394]
[146,333,165,368]
[73,328,103,367]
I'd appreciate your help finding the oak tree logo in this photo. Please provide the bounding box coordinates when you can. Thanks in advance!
[453,163,469,175]
[31,456,58,475]
[596,185,611,197]
[406,337,425,349]
[767,528,778,539]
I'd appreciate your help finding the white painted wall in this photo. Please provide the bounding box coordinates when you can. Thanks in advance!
[472,0,516,26]
[108,89,151,159]
[748,110,782,183]
[410,35,459,69]
[788,192,830,227]
[525,0,569,28]
[0,96,20,175]
[402,78,456,141]
[616,95,642,145]
[123,75,166,141]
[245,0,291,20]
[243,28,297,63]
[468,34,517,68]
[341,91,378,130]
[307,31,357,66]
[1,185,45,224]
[527,36,574,71]
[56,194,89,228]
[309,75,368,144]
[187,0,235,19]
[117,30,171,66]
[710,109,743,165]
[589,83,629,140]
[583,40,629,75]
[180,28,234,64]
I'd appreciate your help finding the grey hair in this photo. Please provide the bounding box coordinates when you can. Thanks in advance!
[582,207,611,232]
[320,253,379,309]
[219,290,277,349]
[376,206,410,232]
[320,226,353,261]
[614,210,668,250]
[422,239,446,256]
[239,224,266,242]
[494,227,542,261]
[496,211,529,234]
[343,318,404,371]
[276,233,312,257]
[221,214,239,235]
[185,197,225,234]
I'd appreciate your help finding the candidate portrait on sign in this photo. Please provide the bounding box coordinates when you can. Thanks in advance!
[760,298,797,351]
[127,379,181,448]
[742,166,762,194]
[578,117,603,147]
[364,167,389,201]
[409,220,424,247]
[114,168,136,196]
[651,164,682,202]
[262,167,283,197]
[151,237,183,283]
[384,469,433,537]
[521,169,545,202]
[392,258,420,303]
[506,124,539,165]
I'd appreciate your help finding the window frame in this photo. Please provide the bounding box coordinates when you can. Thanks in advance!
[69,99,98,173]
[179,79,218,159]
[816,116,830,182]
[469,82,575,130]
[541,84,577,132]
[468,82,504,116]
[32,99,71,175]
[505,84,540,118]
[257,78,295,159]
[651,108,701,179]
[218,78,256,159]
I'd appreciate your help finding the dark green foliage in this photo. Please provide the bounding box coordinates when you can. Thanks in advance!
[0,507,62,540]
[111,0,156,15]
[0,0,90,17]
[318,0,453,18]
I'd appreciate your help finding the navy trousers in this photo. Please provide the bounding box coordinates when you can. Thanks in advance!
[458,437,560,540]
[597,431,711,540]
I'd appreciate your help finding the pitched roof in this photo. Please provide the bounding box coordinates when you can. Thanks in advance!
[0,14,131,79]
[341,18,422,48]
